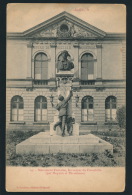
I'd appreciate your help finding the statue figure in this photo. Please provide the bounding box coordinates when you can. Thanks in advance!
[51,90,73,137]
[57,50,74,71]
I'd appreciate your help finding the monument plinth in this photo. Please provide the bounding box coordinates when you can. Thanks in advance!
[16,132,113,155]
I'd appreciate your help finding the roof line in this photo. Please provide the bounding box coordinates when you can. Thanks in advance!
[6,11,126,39]
[8,11,106,37]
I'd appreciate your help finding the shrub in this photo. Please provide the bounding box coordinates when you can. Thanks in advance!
[116,105,126,130]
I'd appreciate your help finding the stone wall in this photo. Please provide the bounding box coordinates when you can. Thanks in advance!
[102,42,123,79]
[7,40,125,80]
[6,87,125,131]
[6,39,126,131]
[122,41,126,79]
[72,88,125,122]
[7,40,28,79]
[6,88,56,130]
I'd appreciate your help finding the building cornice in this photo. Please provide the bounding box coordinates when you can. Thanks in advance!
[7,35,126,41]
[6,79,126,89]
[6,78,126,81]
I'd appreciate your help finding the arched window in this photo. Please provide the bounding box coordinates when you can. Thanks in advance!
[105,96,117,121]
[35,96,47,121]
[81,53,94,80]
[81,96,94,122]
[11,96,24,121]
[34,53,48,80]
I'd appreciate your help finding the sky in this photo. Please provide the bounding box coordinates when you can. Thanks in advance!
[7,3,126,33]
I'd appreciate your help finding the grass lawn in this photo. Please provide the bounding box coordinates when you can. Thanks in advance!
[6,130,125,167]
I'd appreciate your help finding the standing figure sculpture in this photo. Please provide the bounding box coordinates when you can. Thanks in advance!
[57,50,74,71]
[51,90,73,137]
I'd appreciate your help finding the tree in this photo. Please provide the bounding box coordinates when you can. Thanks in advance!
[116,105,126,130]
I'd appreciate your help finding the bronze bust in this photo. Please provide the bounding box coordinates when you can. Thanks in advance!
[57,50,74,71]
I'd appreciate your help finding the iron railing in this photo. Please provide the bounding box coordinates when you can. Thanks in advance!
[33,80,48,85]
[81,80,95,85]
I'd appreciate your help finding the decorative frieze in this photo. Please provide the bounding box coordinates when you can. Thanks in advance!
[33,44,50,50]
[50,43,57,48]
[96,44,102,48]
[57,45,72,49]
[73,43,79,48]
[33,43,72,50]
[79,44,96,49]
[31,20,97,39]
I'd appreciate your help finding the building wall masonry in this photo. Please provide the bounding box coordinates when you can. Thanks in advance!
[6,87,125,131]
[7,40,124,80]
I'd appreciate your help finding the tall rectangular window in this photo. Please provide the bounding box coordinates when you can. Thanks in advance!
[105,96,117,121]
[81,53,94,80]
[82,96,94,122]
[34,53,48,80]
[35,96,47,121]
[11,96,24,121]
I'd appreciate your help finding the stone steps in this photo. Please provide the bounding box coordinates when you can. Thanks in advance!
[16,132,113,155]
[30,133,99,144]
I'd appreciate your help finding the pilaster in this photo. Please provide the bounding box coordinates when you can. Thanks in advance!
[50,43,56,78]
[73,43,79,78]
[27,42,33,79]
[96,44,102,79]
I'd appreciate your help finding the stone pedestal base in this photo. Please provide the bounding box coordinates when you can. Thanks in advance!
[50,123,69,136]
[16,132,113,155]
[72,123,79,136]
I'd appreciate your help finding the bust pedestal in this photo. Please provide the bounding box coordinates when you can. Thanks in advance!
[56,70,74,77]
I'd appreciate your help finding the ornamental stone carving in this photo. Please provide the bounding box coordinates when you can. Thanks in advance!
[57,22,71,37]
[31,21,96,38]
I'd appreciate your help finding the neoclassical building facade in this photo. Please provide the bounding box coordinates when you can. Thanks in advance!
[6,12,126,131]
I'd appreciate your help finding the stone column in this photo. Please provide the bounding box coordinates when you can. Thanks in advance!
[27,42,33,79]
[96,44,102,79]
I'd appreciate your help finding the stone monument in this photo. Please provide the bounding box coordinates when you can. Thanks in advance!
[50,51,79,137]
[50,77,79,137]
[16,51,113,155]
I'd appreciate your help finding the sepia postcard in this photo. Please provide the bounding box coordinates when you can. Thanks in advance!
[6,3,126,192]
